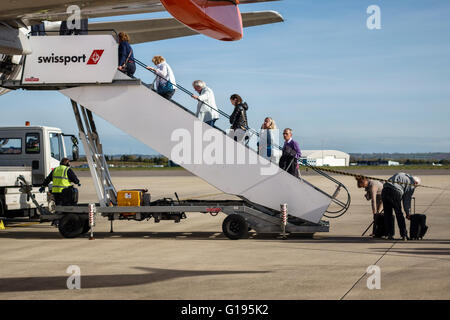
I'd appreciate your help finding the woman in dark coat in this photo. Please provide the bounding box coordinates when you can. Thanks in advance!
[117,32,136,77]
[229,94,249,144]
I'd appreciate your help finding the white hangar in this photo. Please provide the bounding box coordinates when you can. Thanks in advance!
[300,150,350,167]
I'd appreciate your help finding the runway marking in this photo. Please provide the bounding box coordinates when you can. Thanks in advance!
[4,222,40,229]
[340,184,450,300]
[423,184,449,214]
[340,240,397,300]
[209,232,221,239]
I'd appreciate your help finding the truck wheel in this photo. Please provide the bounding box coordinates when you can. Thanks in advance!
[0,198,4,217]
[58,214,83,238]
[298,233,315,239]
[222,214,249,240]
[81,219,91,234]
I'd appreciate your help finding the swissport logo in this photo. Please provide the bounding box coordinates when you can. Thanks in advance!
[24,77,39,82]
[37,49,104,66]
[87,50,104,65]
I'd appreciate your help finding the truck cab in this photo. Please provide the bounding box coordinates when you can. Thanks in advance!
[0,124,78,218]
[0,125,79,185]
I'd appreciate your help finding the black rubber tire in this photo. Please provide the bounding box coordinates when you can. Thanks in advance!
[81,219,91,234]
[58,214,83,238]
[0,198,4,217]
[297,233,315,239]
[222,214,249,240]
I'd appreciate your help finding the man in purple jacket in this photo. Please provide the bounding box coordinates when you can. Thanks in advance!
[279,128,302,177]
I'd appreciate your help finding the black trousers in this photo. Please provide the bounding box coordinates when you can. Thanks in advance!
[381,187,408,238]
[279,154,299,178]
[52,187,77,206]
[119,62,136,77]
[125,62,136,77]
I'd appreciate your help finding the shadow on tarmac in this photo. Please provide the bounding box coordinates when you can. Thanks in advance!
[0,267,270,293]
[370,247,450,257]
[2,230,450,245]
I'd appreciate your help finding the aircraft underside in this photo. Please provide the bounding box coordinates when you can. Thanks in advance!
[0,0,282,95]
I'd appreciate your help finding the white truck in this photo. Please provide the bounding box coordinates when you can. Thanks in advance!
[0,124,79,219]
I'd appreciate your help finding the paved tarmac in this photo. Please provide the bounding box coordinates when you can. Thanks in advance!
[0,171,449,299]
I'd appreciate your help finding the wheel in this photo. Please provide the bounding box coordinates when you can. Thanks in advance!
[222,214,249,240]
[81,219,91,234]
[58,214,83,238]
[0,198,4,217]
[297,233,315,239]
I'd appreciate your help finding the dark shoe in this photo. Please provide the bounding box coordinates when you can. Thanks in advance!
[401,236,410,241]
[387,236,394,240]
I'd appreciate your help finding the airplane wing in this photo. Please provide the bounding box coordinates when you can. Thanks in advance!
[0,1,282,55]
[88,11,284,44]
[0,1,163,23]
[0,0,280,24]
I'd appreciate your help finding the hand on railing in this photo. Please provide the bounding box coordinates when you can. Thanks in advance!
[135,57,287,155]
[134,56,350,215]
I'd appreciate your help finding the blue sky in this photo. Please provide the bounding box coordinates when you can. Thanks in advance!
[1,0,449,154]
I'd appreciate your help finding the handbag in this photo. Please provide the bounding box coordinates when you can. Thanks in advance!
[156,63,175,94]
[157,79,174,94]
[121,48,133,72]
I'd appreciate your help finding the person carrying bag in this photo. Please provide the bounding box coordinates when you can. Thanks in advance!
[146,55,177,100]
[117,32,136,77]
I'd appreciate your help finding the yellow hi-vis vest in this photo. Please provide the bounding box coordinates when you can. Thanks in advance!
[52,165,71,193]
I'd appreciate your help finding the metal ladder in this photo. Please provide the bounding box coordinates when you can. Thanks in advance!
[70,99,117,206]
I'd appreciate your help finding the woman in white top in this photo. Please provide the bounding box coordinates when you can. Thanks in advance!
[191,80,220,127]
[258,117,281,163]
[146,55,176,99]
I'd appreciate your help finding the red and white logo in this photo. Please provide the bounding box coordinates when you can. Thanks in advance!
[24,77,39,82]
[87,50,104,65]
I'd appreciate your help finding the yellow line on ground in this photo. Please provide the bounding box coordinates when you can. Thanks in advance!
[4,222,41,229]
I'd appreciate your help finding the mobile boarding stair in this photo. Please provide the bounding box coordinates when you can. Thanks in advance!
[1,34,350,239]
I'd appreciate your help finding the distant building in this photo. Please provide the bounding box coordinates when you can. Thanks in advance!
[355,160,401,166]
[300,150,350,167]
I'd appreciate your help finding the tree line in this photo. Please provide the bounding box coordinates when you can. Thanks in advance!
[349,157,450,165]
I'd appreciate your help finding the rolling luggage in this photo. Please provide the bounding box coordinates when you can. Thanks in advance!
[409,214,428,240]
[373,214,394,238]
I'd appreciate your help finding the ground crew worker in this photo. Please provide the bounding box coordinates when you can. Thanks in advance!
[40,158,80,205]
[382,172,421,241]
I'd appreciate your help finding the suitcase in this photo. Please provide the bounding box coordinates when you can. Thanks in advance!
[373,214,394,238]
[409,214,428,240]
